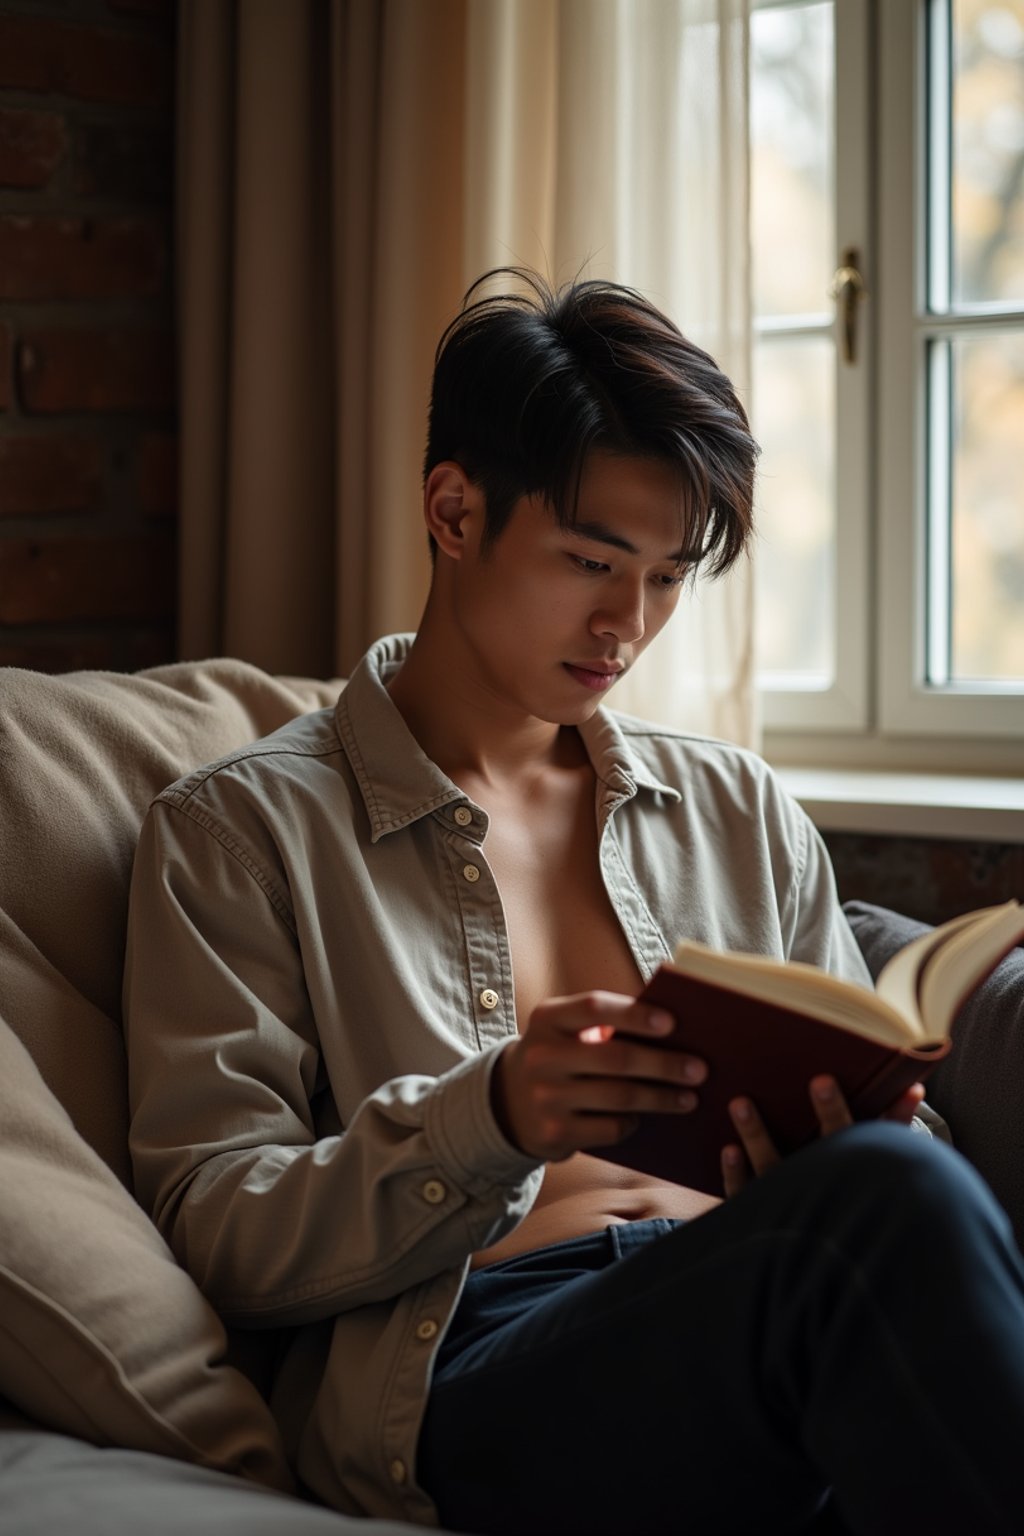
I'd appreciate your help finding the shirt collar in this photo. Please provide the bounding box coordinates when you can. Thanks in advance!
[335,635,465,842]
[577,707,681,805]
[337,633,679,842]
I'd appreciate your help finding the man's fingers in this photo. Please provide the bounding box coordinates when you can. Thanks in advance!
[536,991,668,1032]
[578,1035,705,1089]
[880,1082,926,1125]
[721,1143,749,1199]
[521,1034,704,1092]
[727,1096,781,1177]
[531,993,707,1088]
[561,1078,700,1117]
[501,992,710,1161]
[721,1077,923,1201]
[809,1076,855,1135]
[538,993,680,1045]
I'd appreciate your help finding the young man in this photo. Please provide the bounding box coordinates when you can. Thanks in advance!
[124,272,1024,1536]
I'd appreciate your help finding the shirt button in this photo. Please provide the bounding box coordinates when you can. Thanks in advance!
[479,989,500,1010]
[416,1318,439,1341]
[454,806,473,826]
[462,863,480,883]
[422,1179,447,1204]
[390,1459,407,1484]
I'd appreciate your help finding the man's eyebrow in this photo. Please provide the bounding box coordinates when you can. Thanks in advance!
[569,518,689,564]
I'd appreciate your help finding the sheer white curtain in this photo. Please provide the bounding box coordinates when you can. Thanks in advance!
[463,0,757,746]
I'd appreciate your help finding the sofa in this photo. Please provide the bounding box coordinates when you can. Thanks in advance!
[1,658,1021,1535]
[0,659,435,1535]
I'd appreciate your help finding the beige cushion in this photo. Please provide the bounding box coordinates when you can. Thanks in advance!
[0,659,341,1478]
[0,659,342,1182]
[0,1009,293,1489]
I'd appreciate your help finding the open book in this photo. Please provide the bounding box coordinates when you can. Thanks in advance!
[594,900,1024,1197]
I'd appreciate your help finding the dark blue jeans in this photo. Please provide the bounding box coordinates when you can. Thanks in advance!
[417,1125,1024,1536]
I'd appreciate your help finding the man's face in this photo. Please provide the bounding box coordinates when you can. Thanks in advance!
[447,449,690,725]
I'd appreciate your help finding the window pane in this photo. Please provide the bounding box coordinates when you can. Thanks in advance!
[950,331,1024,680]
[953,0,1024,306]
[751,2,834,318]
[753,336,835,683]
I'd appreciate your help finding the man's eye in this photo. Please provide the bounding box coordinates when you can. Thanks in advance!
[656,571,687,590]
[571,555,608,574]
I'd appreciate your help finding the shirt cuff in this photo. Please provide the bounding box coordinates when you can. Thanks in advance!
[424,1041,543,1196]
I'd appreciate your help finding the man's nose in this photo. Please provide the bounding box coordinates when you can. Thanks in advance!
[591,582,645,644]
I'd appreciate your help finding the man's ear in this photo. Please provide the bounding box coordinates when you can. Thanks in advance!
[424,462,483,559]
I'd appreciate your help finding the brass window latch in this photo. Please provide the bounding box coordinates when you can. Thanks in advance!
[829,248,868,365]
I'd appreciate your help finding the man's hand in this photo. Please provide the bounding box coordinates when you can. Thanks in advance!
[720,1076,927,1198]
[491,992,707,1162]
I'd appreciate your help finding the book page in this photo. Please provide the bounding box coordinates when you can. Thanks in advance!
[876,902,1024,1043]
[872,910,982,1041]
[918,902,1024,1033]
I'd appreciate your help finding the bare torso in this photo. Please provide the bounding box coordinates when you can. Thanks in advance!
[457,735,719,1269]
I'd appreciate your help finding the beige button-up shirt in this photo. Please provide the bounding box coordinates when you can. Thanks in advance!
[123,634,870,1523]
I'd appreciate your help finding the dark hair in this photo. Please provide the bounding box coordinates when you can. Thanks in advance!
[424,268,758,576]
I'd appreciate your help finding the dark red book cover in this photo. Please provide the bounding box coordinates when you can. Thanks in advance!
[592,967,951,1197]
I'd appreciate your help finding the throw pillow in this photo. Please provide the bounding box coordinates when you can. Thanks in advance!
[0,659,341,1180]
[0,1010,293,1492]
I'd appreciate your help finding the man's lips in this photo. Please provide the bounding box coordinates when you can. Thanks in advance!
[563,661,625,692]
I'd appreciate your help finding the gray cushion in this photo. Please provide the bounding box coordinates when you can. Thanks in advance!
[844,900,1024,1247]
[0,1427,420,1536]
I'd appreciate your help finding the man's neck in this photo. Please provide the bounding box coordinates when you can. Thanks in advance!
[386,628,584,790]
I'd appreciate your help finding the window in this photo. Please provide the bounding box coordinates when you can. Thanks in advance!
[751,0,1024,767]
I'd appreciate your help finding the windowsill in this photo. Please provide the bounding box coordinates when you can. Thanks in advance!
[774,768,1024,845]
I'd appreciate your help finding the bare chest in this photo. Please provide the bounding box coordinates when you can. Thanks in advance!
[479,786,643,1026]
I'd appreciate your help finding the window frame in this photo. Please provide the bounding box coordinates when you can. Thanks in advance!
[753,0,872,735]
[876,0,1024,741]
[761,0,1024,772]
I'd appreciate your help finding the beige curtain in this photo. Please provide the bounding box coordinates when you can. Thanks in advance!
[177,0,756,744]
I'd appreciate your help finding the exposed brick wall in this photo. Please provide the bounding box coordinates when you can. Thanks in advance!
[0,0,177,673]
